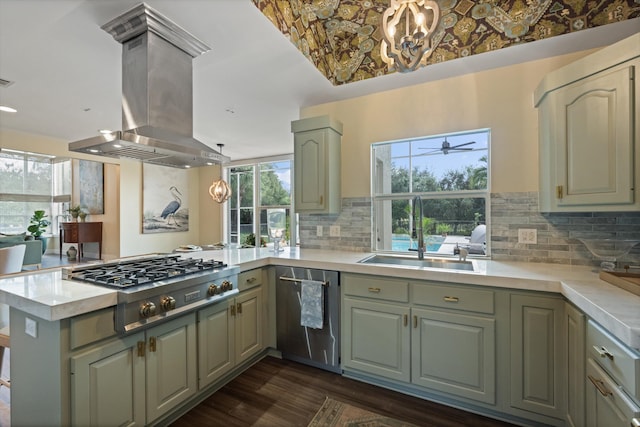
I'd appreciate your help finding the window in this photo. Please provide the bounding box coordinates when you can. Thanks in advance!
[372,129,489,257]
[0,149,71,235]
[226,156,296,248]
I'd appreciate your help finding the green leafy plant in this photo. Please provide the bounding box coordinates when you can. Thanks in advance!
[68,205,82,218]
[27,210,51,238]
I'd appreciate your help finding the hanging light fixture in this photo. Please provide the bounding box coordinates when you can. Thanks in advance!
[381,0,440,73]
[208,144,232,203]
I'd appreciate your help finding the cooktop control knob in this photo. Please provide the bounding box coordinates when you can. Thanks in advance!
[208,284,220,296]
[160,296,176,311]
[139,302,157,318]
[221,280,232,292]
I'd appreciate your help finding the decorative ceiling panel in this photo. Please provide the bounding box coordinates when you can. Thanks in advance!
[252,0,639,85]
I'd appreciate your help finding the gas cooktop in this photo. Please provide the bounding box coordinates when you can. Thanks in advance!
[62,254,227,288]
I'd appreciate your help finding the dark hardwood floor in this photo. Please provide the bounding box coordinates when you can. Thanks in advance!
[170,357,518,427]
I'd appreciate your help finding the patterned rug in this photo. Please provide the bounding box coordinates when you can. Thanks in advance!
[308,397,418,427]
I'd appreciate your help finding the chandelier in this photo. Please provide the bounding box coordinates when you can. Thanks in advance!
[381,0,440,73]
[208,144,232,203]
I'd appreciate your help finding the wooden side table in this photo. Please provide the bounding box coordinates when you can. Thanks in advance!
[59,222,103,261]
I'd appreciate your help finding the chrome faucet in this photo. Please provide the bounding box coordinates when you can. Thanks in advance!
[412,196,425,260]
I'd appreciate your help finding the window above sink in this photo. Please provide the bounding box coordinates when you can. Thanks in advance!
[371,129,490,258]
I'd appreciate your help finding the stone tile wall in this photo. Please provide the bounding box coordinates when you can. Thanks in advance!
[491,192,640,267]
[298,198,371,252]
[298,193,640,268]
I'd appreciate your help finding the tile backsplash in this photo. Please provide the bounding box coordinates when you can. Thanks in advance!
[491,192,640,267]
[298,193,640,268]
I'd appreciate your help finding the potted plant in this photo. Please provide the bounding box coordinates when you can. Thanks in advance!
[68,205,82,221]
[27,209,51,254]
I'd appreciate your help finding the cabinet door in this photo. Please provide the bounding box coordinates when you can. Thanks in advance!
[510,294,565,419]
[198,300,234,389]
[70,332,146,426]
[411,308,496,404]
[294,129,327,211]
[553,66,634,207]
[565,303,585,427]
[342,297,410,382]
[146,314,197,423]
[235,286,263,365]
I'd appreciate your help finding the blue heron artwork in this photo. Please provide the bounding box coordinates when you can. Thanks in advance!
[142,164,189,233]
[161,186,182,225]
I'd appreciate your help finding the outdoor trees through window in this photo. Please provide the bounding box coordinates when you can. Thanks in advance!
[227,157,295,248]
[372,129,489,256]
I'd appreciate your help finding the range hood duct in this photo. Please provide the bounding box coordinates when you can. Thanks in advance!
[69,3,229,168]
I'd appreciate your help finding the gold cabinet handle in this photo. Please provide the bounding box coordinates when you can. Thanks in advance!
[593,345,614,360]
[246,277,257,284]
[443,296,459,303]
[403,314,408,327]
[320,195,323,205]
[149,336,157,353]
[588,375,612,396]
[230,304,236,316]
[556,185,563,199]
[368,287,381,293]
[237,302,243,314]
[137,341,145,357]
[413,315,417,328]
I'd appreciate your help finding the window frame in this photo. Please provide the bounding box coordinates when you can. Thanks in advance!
[370,129,491,258]
[223,154,296,248]
[0,149,71,236]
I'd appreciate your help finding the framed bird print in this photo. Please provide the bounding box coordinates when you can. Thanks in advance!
[142,163,189,233]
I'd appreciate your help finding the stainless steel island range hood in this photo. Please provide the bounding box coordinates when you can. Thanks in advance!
[69,3,229,168]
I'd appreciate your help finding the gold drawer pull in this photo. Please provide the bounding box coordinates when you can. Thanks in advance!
[368,287,381,293]
[588,375,612,397]
[413,315,417,328]
[403,314,408,327]
[246,277,257,284]
[593,346,614,360]
[443,296,459,303]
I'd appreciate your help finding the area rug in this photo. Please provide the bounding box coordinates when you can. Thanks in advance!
[308,397,419,427]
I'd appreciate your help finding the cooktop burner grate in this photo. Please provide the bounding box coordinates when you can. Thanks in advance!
[65,255,227,288]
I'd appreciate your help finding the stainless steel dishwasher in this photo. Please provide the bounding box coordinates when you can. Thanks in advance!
[276,266,340,373]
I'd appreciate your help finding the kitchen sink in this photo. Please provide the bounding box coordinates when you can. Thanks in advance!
[358,254,475,271]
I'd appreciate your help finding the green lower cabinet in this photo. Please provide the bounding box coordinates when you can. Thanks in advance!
[342,297,411,382]
[70,314,198,426]
[509,293,566,421]
[411,308,496,405]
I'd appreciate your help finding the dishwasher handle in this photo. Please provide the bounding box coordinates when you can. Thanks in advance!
[279,276,330,287]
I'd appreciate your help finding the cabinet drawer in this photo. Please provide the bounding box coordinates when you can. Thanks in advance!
[69,307,117,350]
[411,283,494,314]
[238,268,263,291]
[343,273,408,303]
[587,319,640,398]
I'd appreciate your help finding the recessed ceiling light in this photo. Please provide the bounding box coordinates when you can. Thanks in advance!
[88,149,100,153]
[0,106,17,113]
[99,129,113,134]
[185,165,191,168]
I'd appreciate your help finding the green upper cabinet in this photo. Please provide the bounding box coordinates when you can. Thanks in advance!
[535,33,640,212]
[291,116,342,214]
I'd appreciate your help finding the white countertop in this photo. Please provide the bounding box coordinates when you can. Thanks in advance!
[1,248,638,350]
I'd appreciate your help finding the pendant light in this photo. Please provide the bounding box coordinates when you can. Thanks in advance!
[381,0,440,73]
[208,144,232,203]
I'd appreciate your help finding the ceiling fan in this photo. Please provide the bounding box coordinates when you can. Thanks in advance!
[420,137,476,155]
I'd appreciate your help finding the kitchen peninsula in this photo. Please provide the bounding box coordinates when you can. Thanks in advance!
[1,248,639,426]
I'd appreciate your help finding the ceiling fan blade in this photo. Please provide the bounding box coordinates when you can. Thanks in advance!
[418,148,442,154]
[449,141,476,149]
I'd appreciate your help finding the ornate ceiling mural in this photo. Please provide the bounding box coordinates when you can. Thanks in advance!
[252,0,639,85]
